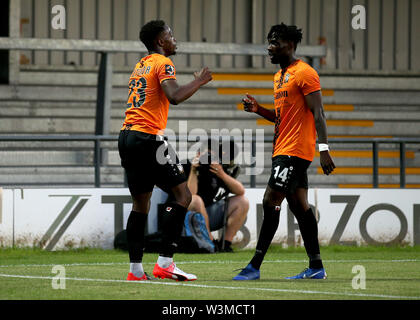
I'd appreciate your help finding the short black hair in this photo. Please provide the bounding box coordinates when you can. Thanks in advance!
[139,20,167,51]
[267,23,303,50]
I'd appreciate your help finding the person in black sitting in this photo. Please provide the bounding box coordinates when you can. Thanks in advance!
[184,139,249,252]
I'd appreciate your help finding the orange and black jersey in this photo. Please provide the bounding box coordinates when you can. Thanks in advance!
[272,59,321,162]
[122,53,177,135]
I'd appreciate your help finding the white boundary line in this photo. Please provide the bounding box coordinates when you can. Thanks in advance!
[0,258,419,269]
[0,273,419,300]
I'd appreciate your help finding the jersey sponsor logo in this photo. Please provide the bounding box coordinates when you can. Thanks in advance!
[165,64,175,76]
[284,73,290,83]
[166,206,173,212]
[275,90,288,99]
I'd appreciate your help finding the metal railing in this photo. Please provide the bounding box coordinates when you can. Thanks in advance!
[326,137,420,188]
[0,135,419,188]
[0,38,326,62]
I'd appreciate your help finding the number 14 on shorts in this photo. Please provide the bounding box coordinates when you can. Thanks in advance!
[273,165,293,184]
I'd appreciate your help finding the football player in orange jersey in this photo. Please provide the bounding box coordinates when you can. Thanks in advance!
[234,23,335,281]
[119,20,212,281]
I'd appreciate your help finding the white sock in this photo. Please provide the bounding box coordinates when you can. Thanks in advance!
[130,263,144,278]
[157,256,173,268]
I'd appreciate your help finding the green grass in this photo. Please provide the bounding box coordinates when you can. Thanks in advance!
[1,245,420,300]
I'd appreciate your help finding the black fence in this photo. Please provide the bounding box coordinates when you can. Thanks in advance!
[0,135,419,188]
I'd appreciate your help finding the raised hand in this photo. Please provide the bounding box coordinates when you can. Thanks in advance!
[242,93,259,113]
[194,67,213,85]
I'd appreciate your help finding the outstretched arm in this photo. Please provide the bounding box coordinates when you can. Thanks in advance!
[242,94,276,123]
[305,90,336,175]
[161,67,212,105]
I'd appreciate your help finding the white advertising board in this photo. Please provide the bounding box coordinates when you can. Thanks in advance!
[239,188,420,249]
[10,188,169,250]
[1,188,419,250]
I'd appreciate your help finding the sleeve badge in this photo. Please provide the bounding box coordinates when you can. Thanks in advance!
[165,64,175,76]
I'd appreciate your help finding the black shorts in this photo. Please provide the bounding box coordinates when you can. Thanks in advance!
[206,199,228,231]
[118,129,187,195]
[268,155,311,193]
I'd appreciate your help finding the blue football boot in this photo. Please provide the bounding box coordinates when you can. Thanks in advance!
[233,264,260,280]
[285,268,327,280]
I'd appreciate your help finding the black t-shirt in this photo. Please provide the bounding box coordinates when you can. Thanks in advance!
[183,161,240,207]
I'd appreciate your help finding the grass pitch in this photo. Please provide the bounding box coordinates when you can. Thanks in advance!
[0,245,419,300]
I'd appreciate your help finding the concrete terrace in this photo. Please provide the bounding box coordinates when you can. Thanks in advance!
[0,67,420,188]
